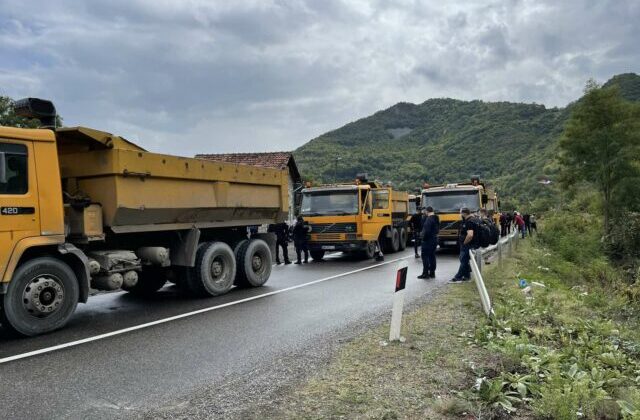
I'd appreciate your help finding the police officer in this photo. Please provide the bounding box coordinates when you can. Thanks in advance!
[418,206,439,279]
[268,222,291,265]
[450,207,477,283]
[292,215,310,264]
[409,209,424,258]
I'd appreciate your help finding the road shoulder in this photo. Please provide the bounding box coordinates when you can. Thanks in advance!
[247,281,493,419]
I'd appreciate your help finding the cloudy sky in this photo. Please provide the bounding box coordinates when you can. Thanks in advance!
[0,0,638,155]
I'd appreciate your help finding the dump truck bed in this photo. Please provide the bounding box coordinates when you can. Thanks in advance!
[391,190,409,214]
[56,127,288,233]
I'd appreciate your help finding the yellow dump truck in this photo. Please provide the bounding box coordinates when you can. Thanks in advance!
[0,98,288,336]
[421,177,499,247]
[300,175,409,260]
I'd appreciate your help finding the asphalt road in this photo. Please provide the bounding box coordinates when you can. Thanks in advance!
[0,248,460,420]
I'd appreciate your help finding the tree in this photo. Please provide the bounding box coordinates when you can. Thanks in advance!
[559,80,640,234]
[0,96,40,128]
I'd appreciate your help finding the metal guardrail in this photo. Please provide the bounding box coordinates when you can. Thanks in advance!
[470,227,520,317]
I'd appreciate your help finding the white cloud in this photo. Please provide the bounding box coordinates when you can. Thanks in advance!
[0,0,638,155]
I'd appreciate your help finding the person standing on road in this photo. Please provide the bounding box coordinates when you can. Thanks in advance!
[292,215,310,264]
[409,209,424,258]
[418,206,439,279]
[268,222,291,265]
[450,208,477,284]
[514,212,526,239]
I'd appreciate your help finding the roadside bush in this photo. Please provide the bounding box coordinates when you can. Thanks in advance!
[467,228,640,419]
[538,210,602,267]
[608,212,640,271]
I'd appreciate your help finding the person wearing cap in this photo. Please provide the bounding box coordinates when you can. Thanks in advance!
[418,206,439,279]
[450,207,477,283]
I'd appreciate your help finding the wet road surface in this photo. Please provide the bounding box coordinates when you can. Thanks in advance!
[0,248,459,419]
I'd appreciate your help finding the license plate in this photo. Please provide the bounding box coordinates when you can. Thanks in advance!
[321,245,336,250]
[444,241,457,246]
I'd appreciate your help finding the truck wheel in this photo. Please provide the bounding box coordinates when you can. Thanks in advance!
[387,228,400,253]
[1,257,79,336]
[235,239,272,288]
[124,267,167,296]
[310,250,325,261]
[399,228,407,251]
[234,239,248,256]
[187,242,236,297]
[359,241,376,260]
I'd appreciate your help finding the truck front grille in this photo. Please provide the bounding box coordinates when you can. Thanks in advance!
[439,220,461,231]
[311,233,345,241]
[309,223,357,234]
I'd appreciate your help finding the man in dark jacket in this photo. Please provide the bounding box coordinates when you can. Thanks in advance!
[268,222,291,265]
[418,206,439,279]
[292,215,310,264]
[409,210,424,258]
[450,207,477,283]
[523,213,532,236]
[499,213,508,237]
[505,212,513,234]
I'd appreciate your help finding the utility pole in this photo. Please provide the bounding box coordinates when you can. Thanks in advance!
[334,157,342,183]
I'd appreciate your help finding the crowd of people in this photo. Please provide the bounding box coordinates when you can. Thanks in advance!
[267,209,537,283]
[499,211,537,239]
[410,207,537,284]
[266,216,310,265]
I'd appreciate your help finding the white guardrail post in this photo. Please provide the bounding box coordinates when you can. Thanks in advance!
[471,228,518,318]
[389,260,408,342]
[470,250,493,317]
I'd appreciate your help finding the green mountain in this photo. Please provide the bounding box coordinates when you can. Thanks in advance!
[294,73,640,207]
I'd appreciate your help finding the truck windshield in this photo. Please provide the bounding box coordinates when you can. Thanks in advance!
[422,191,479,213]
[301,190,359,216]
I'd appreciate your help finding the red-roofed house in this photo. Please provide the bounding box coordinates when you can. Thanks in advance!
[195,152,302,222]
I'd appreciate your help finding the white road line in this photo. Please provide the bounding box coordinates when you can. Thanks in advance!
[0,255,412,365]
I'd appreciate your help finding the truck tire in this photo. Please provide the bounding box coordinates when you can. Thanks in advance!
[235,239,272,288]
[358,241,376,260]
[385,228,400,253]
[310,250,325,261]
[123,267,167,296]
[1,257,79,337]
[234,239,249,256]
[187,242,236,297]
[399,227,407,251]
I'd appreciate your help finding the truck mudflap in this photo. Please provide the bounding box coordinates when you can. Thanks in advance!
[57,243,91,303]
[308,241,368,253]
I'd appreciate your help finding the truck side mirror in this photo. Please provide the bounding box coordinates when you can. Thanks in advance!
[481,194,488,204]
[0,152,6,183]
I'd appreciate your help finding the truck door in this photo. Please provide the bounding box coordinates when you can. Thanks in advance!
[0,140,40,278]
[362,189,390,242]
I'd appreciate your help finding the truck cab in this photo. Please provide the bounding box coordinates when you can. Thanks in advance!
[300,176,409,260]
[421,177,499,247]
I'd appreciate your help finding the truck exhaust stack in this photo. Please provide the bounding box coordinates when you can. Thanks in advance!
[13,98,58,128]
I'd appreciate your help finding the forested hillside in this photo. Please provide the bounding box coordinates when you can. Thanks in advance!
[294,73,640,207]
